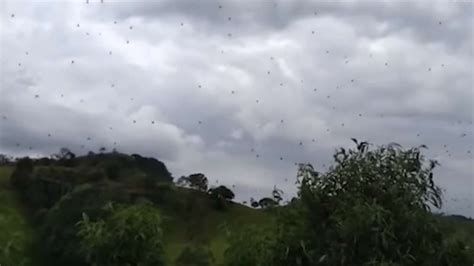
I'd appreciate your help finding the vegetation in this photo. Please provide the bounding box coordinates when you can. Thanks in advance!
[0,143,473,266]
[175,245,215,266]
[224,141,473,265]
[77,203,165,266]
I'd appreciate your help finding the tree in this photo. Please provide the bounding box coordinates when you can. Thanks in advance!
[225,141,472,265]
[177,173,208,192]
[208,185,235,210]
[271,186,284,204]
[258,197,277,208]
[209,185,235,200]
[54,147,75,160]
[250,197,259,208]
[77,203,165,266]
[54,147,76,167]
[175,245,215,266]
[99,146,106,153]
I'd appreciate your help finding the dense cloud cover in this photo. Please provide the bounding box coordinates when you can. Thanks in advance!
[0,0,472,216]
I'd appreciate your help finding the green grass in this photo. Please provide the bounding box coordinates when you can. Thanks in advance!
[0,166,35,266]
[159,188,272,265]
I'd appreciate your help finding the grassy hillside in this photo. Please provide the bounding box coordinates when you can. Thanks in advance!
[1,158,271,265]
[1,150,472,265]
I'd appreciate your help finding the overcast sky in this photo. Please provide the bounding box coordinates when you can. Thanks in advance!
[0,0,472,216]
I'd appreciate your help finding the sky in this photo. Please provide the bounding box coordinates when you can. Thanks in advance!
[0,0,473,217]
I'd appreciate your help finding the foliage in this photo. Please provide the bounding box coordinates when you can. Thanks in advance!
[208,185,235,210]
[250,197,259,208]
[225,141,473,265]
[258,197,277,208]
[54,148,76,167]
[38,184,122,266]
[175,245,215,266]
[104,162,120,180]
[0,167,35,266]
[178,173,209,192]
[131,154,173,183]
[224,225,276,266]
[77,203,166,266]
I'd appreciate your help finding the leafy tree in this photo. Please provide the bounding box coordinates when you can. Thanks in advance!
[77,203,165,266]
[225,141,472,265]
[250,197,259,208]
[54,147,75,160]
[177,173,208,192]
[131,154,173,183]
[54,148,76,167]
[209,185,235,200]
[175,245,215,266]
[208,185,235,210]
[258,197,277,208]
[39,184,115,266]
[271,186,284,204]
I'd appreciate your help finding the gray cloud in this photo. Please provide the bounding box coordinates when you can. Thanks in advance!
[1,0,472,216]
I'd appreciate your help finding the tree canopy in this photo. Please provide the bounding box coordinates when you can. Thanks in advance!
[177,173,209,192]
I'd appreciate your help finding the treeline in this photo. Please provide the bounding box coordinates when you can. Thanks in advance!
[5,141,474,265]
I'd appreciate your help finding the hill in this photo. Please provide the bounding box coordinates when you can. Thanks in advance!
[1,149,473,265]
[1,152,272,265]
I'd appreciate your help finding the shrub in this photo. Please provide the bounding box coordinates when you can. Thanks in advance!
[224,226,275,266]
[38,184,120,266]
[77,203,166,266]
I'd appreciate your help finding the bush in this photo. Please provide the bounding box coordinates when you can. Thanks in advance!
[38,184,122,266]
[77,203,166,266]
[224,226,275,266]
[175,245,215,266]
